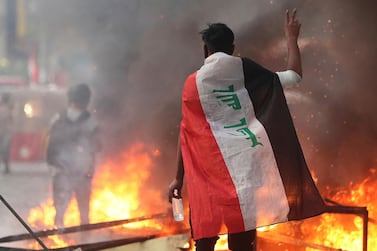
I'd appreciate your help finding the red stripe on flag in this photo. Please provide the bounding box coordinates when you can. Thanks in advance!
[180,73,245,239]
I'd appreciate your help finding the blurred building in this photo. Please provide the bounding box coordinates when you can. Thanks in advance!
[0,0,68,163]
[0,0,96,88]
[0,0,31,83]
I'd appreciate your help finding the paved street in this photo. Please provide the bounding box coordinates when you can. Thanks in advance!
[0,163,190,251]
[0,162,51,238]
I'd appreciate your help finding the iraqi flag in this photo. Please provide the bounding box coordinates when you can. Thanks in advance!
[180,52,326,240]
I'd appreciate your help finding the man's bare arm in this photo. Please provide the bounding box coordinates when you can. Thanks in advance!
[285,9,302,77]
[168,137,184,202]
[175,145,184,183]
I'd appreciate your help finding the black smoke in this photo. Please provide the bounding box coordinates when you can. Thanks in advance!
[32,0,377,192]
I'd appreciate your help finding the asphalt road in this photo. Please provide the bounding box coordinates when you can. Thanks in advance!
[0,163,191,251]
[0,162,51,238]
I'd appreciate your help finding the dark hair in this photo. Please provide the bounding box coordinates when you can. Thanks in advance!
[200,23,234,55]
[68,83,91,108]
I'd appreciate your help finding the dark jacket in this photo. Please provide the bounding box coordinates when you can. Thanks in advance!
[46,110,100,175]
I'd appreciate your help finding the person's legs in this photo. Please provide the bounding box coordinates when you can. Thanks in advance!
[75,176,92,225]
[0,135,10,174]
[53,174,72,228]
[195,236,219,251]
[189,204,221,251]
[0,150,5,173]
[228,230,256,251]
[3,138,10,174]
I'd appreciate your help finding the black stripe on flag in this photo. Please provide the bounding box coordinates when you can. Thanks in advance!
[242,58,326,221]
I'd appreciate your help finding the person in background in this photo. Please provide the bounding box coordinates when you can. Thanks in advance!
[0,93,14,174]
[46,83,100,227]
[168,9,325,251]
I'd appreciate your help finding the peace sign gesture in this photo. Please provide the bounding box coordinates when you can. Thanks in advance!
[285,8,301,41]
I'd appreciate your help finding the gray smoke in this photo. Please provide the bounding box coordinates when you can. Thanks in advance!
[31,0,377,191]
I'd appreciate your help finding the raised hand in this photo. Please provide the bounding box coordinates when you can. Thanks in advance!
[285,8,301,41]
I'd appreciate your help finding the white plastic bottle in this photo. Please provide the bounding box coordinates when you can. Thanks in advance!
[172,189,184,221]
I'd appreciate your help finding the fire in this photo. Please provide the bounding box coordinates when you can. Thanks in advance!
[262,168,376,251]
[302,168,377,250]
[26,143,376,251]
[91,143,158,223]
[28,234,74,250]
[206,169,376,251]
[27,143,171,248]
[215,234,228,250]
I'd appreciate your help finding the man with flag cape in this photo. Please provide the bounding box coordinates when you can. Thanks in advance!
[168,9,325,251]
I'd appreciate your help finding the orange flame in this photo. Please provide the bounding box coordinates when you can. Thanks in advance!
[27,144,377,251]
[302,168,376,250]
[203,169,377,251]
[92,143,156,222]
[27,143,171,248]
[264,168,376,251]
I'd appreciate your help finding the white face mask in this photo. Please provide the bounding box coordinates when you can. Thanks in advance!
[67,107,82,121]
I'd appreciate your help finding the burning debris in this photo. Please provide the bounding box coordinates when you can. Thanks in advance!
[1,156,375,250]
[1,143,189,250]
[254,168,377,251]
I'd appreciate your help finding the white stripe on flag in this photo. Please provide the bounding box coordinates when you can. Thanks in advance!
[196,52,290,229]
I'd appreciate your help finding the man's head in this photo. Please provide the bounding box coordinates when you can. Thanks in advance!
[67,83,91,110]
[200,23,235,58]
